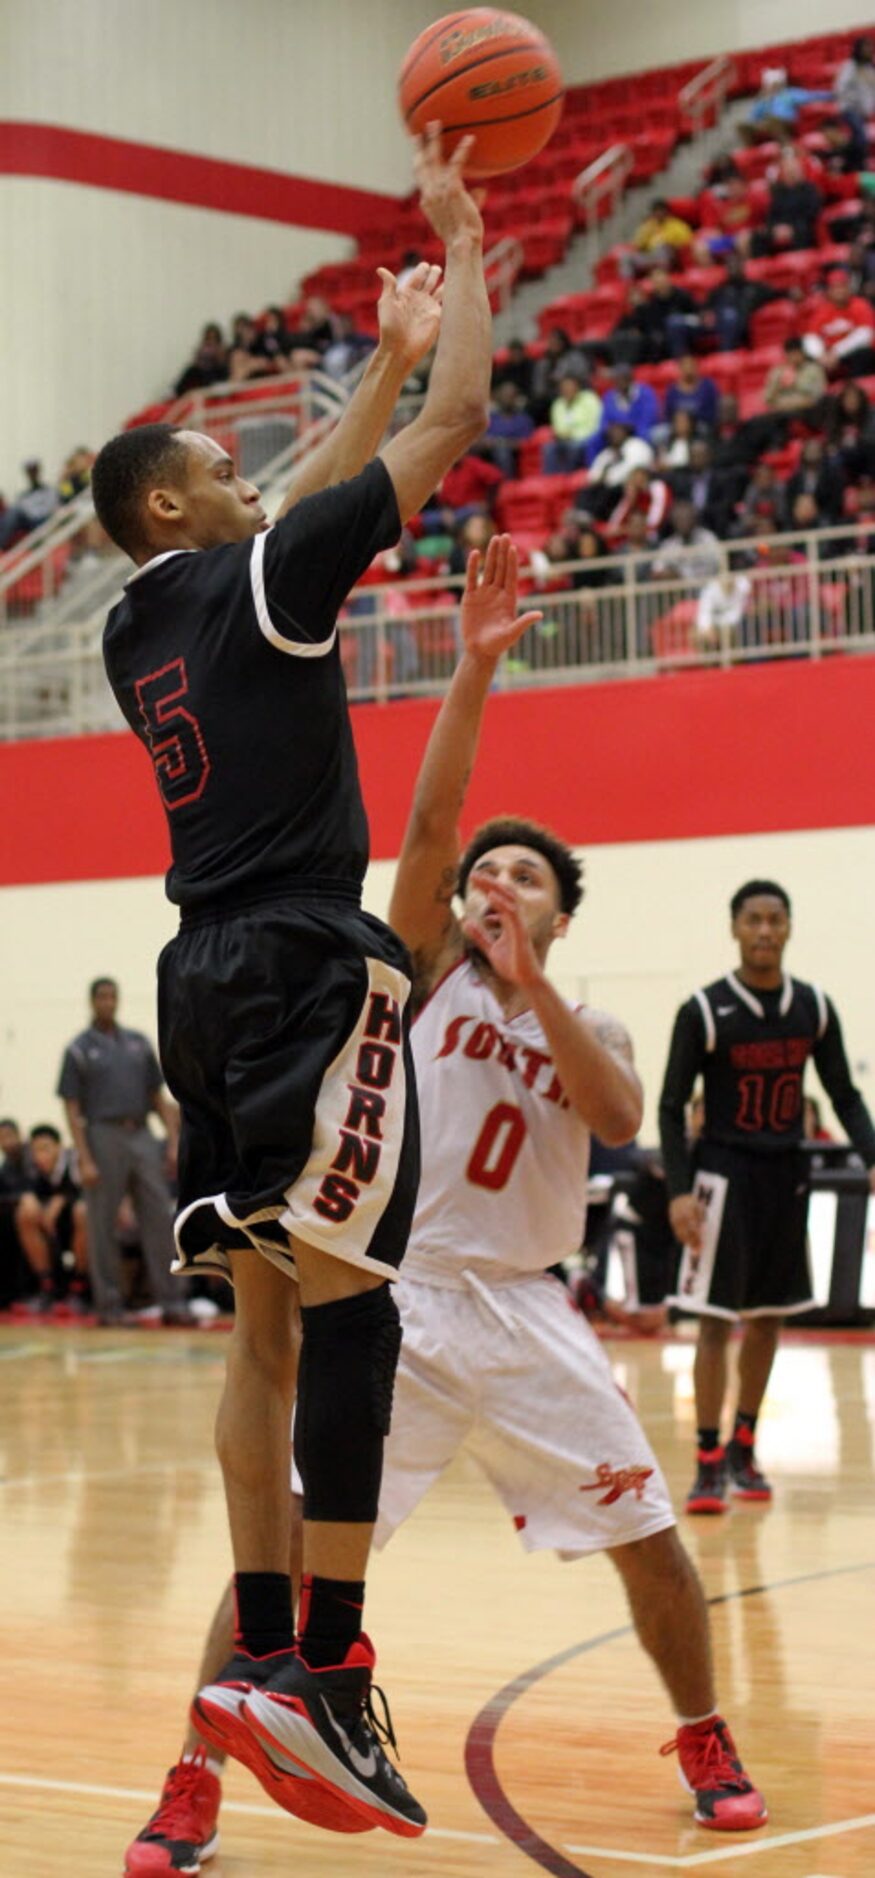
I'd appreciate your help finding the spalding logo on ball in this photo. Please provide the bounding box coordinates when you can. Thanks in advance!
[399,8,565,178]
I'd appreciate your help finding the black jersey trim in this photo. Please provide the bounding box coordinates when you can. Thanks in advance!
[249,530,337,658]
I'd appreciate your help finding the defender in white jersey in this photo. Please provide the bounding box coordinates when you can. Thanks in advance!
[126,540,765,1872]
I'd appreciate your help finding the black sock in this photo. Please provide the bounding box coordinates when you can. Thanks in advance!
[697,1426,720,1454]
[732,1409,757,1442]
[298,1573,365,1669]
[233,1571,294,1658]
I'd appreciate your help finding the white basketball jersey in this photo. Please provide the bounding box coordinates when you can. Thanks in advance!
[403,958,591,1285]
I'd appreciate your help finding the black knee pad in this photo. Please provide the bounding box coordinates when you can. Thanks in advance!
[294,1281,402,1523]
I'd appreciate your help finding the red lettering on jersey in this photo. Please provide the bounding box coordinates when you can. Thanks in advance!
[543,1072,566,1106]
[579,1462,654,1505]
[496,1035,517,1070]
[344,1087,385,1138]
[314,1172,359,1223]
[356,1041,395,1090]
[435,1015,473,1059]
[364,992,402,1045]
[519,1046,551,1089]
[731,1036,812,1071]
[332,1131,381,1184]
[464,1021,500,1061]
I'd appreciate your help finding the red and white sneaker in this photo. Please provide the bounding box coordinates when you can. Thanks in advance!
[192,1650,371,1834]
[726,1427,772,1502]
[685,1447,729,1516]
[661,1716,768,1831]
[124,1749,220,1874]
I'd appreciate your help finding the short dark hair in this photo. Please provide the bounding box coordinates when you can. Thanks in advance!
[458,818,584,916]
[30,1124,61,1144]
[730,879,791,918]
[91,424,189,557]
[89,976,118,1000]
[784,334,803,351]
[0,1118,19,1133]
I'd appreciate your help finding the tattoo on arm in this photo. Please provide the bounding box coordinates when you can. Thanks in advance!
[589,1011,635,1064]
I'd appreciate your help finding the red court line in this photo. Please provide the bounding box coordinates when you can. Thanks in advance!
[0,121,396,234]
[464,1561,875,1877]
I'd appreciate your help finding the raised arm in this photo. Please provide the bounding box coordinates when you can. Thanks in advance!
[275,262,443,515]
[380,125,492,522]
[389,536,541,989]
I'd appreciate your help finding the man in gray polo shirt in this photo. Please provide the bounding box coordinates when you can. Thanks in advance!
[58,976,184,1322]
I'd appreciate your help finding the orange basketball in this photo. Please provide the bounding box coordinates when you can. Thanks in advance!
[398,9,564,179]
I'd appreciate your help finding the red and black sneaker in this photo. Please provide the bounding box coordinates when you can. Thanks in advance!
[124,1749,220,1874]
[685,1446,729,1515]
[242,1636,427,1838]
[662,1715,767,1831]
[726,1426,772,1501]
[192,1650,370,1834]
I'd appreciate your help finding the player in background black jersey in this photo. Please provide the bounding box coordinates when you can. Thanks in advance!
[95,126,491,1848]
[659,880,875,1515]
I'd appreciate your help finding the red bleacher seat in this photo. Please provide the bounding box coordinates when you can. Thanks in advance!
[496,477,560,534]
[749,299,799,349]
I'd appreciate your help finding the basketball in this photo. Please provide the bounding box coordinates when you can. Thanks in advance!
[398,9,564,178]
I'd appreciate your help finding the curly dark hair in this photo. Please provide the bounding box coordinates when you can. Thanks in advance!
[457,817,584,916]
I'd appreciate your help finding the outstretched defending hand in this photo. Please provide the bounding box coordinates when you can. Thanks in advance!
[376,261,443,369]
[462,869,542,989]
[414,121,484,245]
[461,534,543,665]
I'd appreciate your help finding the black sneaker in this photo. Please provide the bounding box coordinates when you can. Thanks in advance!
[242,1636,427,1838]
[686,1446,729,1515]
[726,1429,772,1502]
[192,1651,368,1834]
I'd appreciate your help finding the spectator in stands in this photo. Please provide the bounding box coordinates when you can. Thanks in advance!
[593,361,660,452]
[763,335,827,412]
[617,507,656,566]
[482,380,535,477]
[542,369,603,473]
[432,451,504,524]
[696,570,752,648]
[637,268,699,361]
[659,409,697,469]
[228,313,269,383]
[847,211,875,289]
[448,513,497,578]
[529,327,575,423]
[582,423,655,514]
[173,322,228,397]
[735,461,783,533]
[651,498,722,582]
[57,446,94,504]
[836,36,875,170]
[0,460,60,551]
[625,196,693,276]
[753,149,822,255]
[785,438,844,524]
[493,338,534,403]
[788,490,825,542]
[743,67,834,144]
[803,1094,836,1141]
[574,526,614,589]
[704,253,778,351]
[695,172,760,263]
[803,271,875,377]
[13,1124,91,1316]
[251,306,294,372]
[668,437,739,536]
[323,312,375,379]
[664,353,719,430]
[0,1119,33,1308]
[293,293,339,355]
[603,465,671,543]
[825,380,875,475]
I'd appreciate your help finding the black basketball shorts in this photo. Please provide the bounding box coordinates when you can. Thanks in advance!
[157,892,420,1285]
[668,1143,814,1320]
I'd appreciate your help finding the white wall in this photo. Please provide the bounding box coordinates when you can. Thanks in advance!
[0,0,438,487]
[536,0,870,83]
[2,826,873,1144]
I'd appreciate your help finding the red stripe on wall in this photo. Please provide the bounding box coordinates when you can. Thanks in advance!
[1,657,874,890]
[0,121,397,235]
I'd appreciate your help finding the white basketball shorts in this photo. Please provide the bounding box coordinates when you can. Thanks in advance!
[373,1270,675,1558]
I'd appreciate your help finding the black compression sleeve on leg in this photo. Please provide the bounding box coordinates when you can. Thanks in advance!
[294,1282,402,1523]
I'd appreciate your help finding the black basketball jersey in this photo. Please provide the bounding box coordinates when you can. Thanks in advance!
[103,460,401,909]
[659,970,875,1196]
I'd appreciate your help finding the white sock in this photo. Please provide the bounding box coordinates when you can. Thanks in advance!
[182,1750,223,1779]
[676,1708,719,1729]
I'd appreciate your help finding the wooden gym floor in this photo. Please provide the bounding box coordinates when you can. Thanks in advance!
[1,1321,873,1878]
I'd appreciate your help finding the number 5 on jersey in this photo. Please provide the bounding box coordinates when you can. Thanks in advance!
[135,659,211,810]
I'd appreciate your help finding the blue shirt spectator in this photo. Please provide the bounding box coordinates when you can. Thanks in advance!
[482,381,535,476]
[747,70,833,130]
[591,364,661,457]
[664,356,719,431]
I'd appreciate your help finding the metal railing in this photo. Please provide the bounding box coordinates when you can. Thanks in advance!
[678,54,738,137]
[572,144,635,237]
[2,523,873,738]
[484,235,525,312]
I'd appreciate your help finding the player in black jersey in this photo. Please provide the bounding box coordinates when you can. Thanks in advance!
[659,880,875,1515]
[94,127,491,1845]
